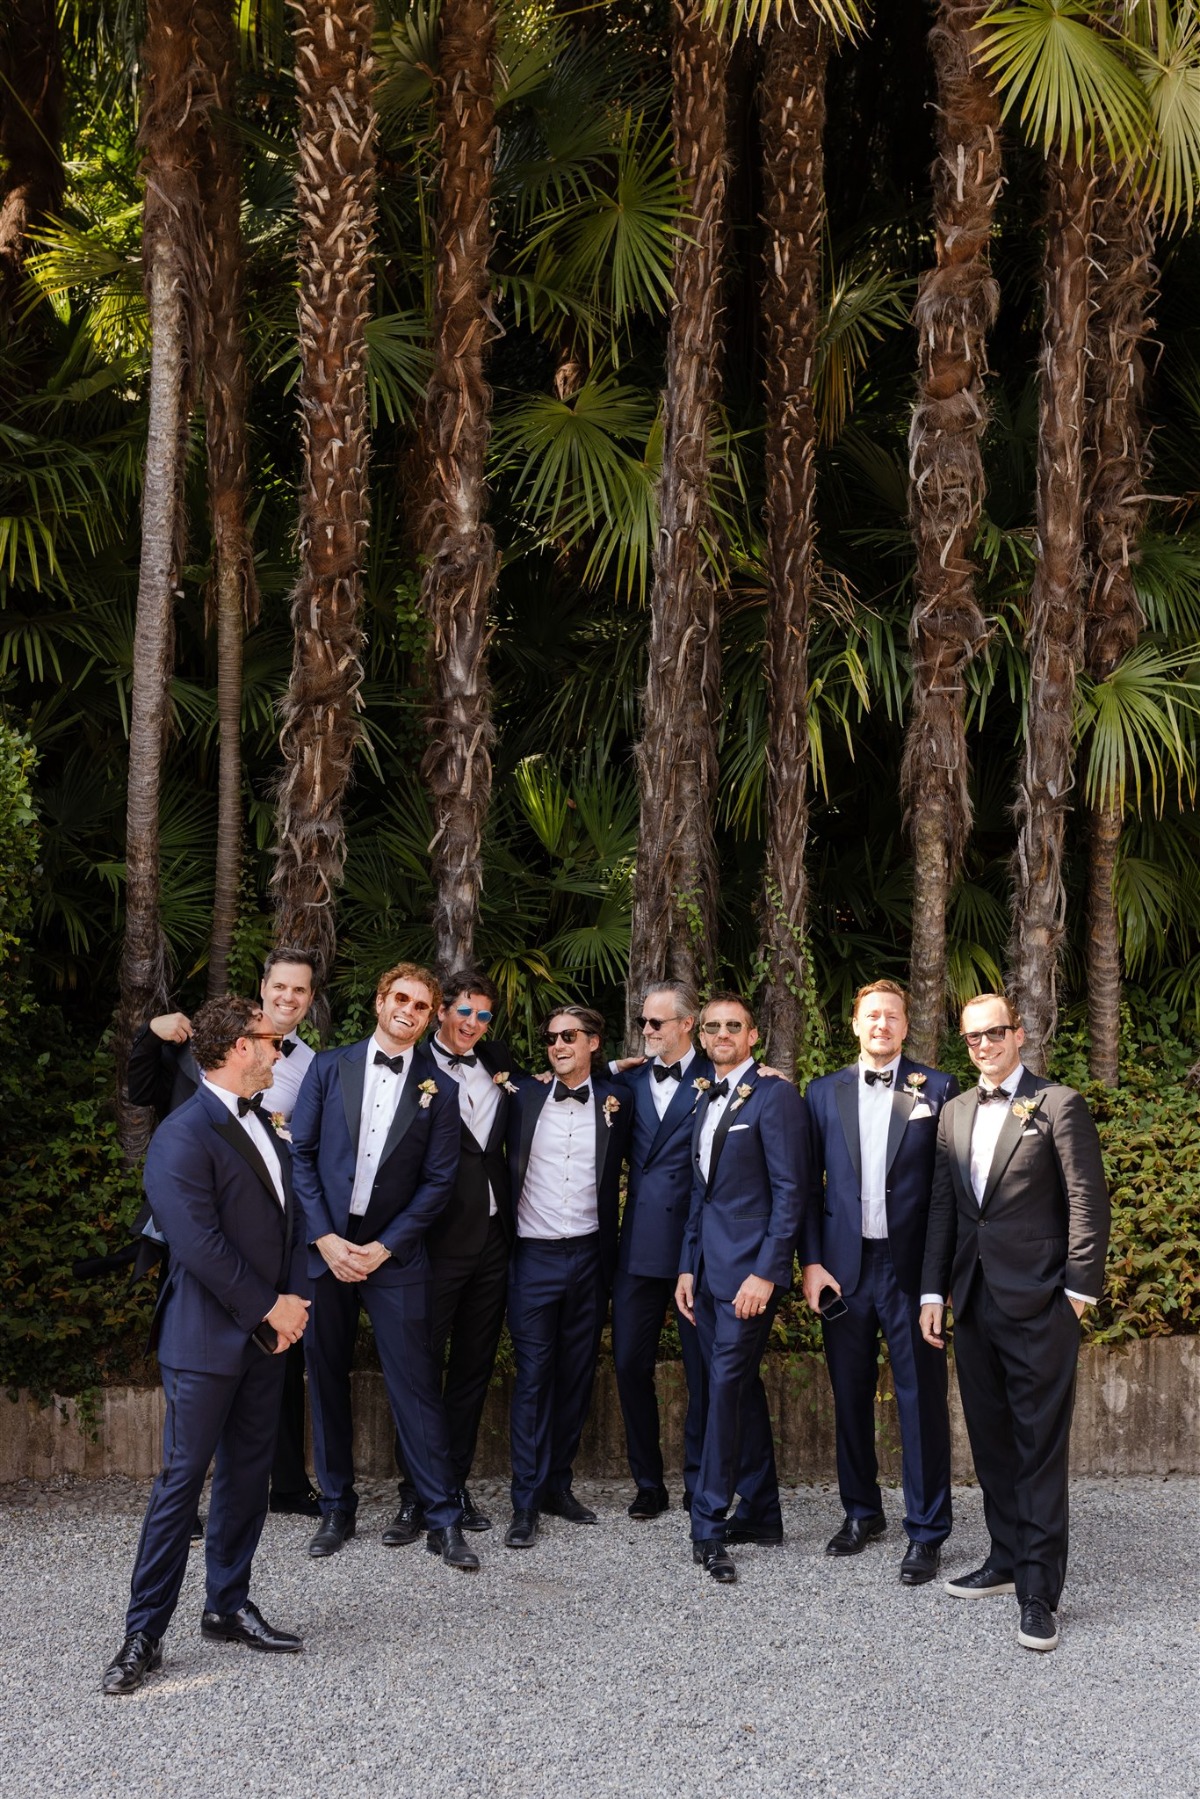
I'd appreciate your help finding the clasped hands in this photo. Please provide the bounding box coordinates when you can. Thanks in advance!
[315,1232,391,1282]
[263,1292,310,1351]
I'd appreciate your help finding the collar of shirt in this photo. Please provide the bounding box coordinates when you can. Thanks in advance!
[717,1057,756,1093]
[979,1061,1025,1098]
[655,1045,696,1079]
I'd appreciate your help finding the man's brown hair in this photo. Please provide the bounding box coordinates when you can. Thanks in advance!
[852,977,909,1017]
[960,991,1022,1029]
[375,961,442,1014]
[700,990,757,1030]
[544,1004,605,1041]
[441,967,500,1012]
[191,996,264,1071]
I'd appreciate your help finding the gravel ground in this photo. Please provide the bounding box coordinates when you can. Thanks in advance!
[0,1474,1196,1799]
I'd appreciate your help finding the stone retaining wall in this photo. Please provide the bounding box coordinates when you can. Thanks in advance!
[4,1337,1196,1485]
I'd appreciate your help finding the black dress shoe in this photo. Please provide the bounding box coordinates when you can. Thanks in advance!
[944,1559,1016,1598]
[191,1513,205,1542]
[381,1494,425,1546]
[541,1487,597,1524]
[825,1512,887,1556]
[101,1630,162,1695]
[201,1600,303,1652]
[308,1508,355,1557]
[457,1486,492,1532]
[899,1539,941,1585]
[681,1491,694,1512]
[426,1524,481,1570]
[727,1519,784,1545]
[692,1540,737,1583]
[504,1508,539,1548]
[269,1487,322,1518]
[628,1486,670,1520]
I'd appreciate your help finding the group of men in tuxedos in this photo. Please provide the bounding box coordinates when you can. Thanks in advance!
[103,965,1109,1692]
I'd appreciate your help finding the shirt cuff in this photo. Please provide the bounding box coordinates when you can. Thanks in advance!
[1065,1289,1096,1305]
[919,1293,944,1307]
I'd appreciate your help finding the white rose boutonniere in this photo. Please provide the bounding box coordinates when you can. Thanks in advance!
[729,1082,755,1115]
[602,1094,621,1129]
[493,1070,520,1094]
[692,1076,712,1095]
[417,1079,438,1110]
[1011,1094,1043,1124]
[904,1071,927,1097]
[268,1111,292,1143]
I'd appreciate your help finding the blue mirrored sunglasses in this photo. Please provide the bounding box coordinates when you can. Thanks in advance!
[455,1004,493,1024]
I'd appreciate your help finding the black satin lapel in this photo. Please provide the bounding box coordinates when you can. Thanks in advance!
[595,1091,613,1184]
[981,1095,1029,1210]
[340,1047,367,1151]
[378,1072,422,1166]
[180,1045,202,1088]
[518,1081,550,1192]
[953,1092,977,1198]
[835,1074,863,1184]
[211,1113,284,1220]
[709,1072,758,1187]
[886,1088,916,1172]
[646,1070,696,1161]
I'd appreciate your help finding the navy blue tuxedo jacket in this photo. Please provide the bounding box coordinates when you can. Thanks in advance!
[507,1070,633,1285]
[144,1083,306,1375]
[290,1040,461,1285]
[618,1055,715,1280]
[803,1057,960,1297]
[680,1069,809,1301]
[425,1037,522,1259]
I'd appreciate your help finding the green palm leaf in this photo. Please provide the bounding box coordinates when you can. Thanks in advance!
[1076,642,1200,812]
[979,0,1153,164]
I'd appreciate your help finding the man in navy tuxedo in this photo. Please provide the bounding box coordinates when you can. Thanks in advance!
[504,1006,633,1549]
[290,962,479,1572]
[676,992,808,1584]
[101,996,310,1695]
[612,982,710,1520]
[803,978,959,1584]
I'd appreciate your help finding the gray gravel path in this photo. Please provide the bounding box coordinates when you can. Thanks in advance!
[0,1475,1196,1799]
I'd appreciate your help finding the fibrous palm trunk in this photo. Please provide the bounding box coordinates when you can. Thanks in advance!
[627,0,728,1042]
[272,0,375,1019]
[1082,163,1155,1086]
[902,0,1000,1063]
[0,0,63,306]
[1008,151,1093,1072]
[115,0,208,1155]
[756,9,827,1074]
[196,0,259,996]
[420,0,499,974]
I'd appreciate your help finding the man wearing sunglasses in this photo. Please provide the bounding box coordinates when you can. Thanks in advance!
[291,963,480,1572]
[675,993,808,1583]
[503,1006,633,1548]
[920,993,1109,1653]
[611,984,711,1521]
[801,979,959,1584]
[386,970,519,1543]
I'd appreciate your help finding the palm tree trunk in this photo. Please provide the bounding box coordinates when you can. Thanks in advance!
[420,0,499,973]
[1082,163,1156,1086]
[756,8,827,1074]
[902,0,999,1065]
[197,0,258,996]
[0,0,63,307]
[627,0,728,1042]
[115,0,207,1154]
[1008,150,1093,1072]
[272,0,375,1018]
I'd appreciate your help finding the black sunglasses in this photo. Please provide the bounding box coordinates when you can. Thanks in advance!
[545,1028,587,1045]
[962,1025,1017,1047]
[636,1015,686,1031]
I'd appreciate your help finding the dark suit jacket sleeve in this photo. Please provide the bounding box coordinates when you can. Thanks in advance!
[1050,1088,1111,1297]
[144,1124,279,1332]
[126,1024,173,1118]
[680,1155,704,1279]
[375,1081,462,1260]
[920,1104,958,1300]
[800,1083,827,1266]
[288,1057,337,1243]
[755,1082,809,1289]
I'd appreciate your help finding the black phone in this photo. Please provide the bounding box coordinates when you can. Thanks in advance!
[818,1285,848,1320]
[252,1320,279,1355]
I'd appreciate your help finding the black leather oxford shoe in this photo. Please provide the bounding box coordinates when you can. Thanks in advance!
[727,1519,784,1545]
[200,1601,302,1652]
[628,1486,670,1520]
[825,1512,887,1556]
[457,1487,492,1532]
[899,1539,941,1585]
[426,1524,481,1570]
[541,1488,597,1524]
[381,1494,425,1546]
[308,1507,355,1557]
[269,1487,322,1518]
[504,1508,539,1548]
[693,1540,737,1583]
[101,1630,162,1695]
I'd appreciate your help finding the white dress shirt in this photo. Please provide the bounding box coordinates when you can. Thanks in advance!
[203,1077,286,1209]
[430,1034,500,1216]
[261,1031,315,1121]
[696,1057,756,1183]
[647,1045,696,1121]
[349,1037,411,1217]
[858,1054,900,1239]
[518,1081,599,1240]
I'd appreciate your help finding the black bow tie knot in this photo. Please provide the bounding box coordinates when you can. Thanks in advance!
[279,1037,295,1057]
[374,1050,405,1074]
[653,1061,683,1083]
[977,1083,1009,1105]
[553,1081,589,1104]
[705,1078,730,1103]
[237,1094,266,1118]
[864,1068,893,1088]
[436,1044,478,1068]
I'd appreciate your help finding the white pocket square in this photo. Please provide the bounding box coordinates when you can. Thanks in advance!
[728,1124,750,1133]
[908,1103,933,1120]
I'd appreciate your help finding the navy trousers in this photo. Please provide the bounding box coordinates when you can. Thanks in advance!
[507,1235,606,1511]
[126,1351,284,1639]
[269,1339,312,1499]
[306,1271,460,1531]
[691,1280,781,1543]
[611,1268,704,1499]
[822,1239,952,1544]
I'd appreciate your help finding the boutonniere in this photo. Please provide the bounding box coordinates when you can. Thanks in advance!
[1011,1094,1042,1124]
[417,1078,438,1110]
[268,1112,292,1143]
[492,1070,519,1094]
[602,1094,621,1129]
[729,1082,755,1115]
[692,1077,712,1095]
[904,1071,926,1096]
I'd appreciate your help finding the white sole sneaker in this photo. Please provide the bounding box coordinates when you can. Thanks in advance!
[1017,1619,1060,1651]
[944,1572,1017,1598]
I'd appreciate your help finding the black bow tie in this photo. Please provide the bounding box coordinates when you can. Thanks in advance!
[374,1050,405,1074]
[864,1068,893,1087]
[436,1043,478,1068]
[280,1037,295,1057]
[554,1081,589,1103]
[237,1094,266,1118]
[977,1083,1009,1104]
[654,1061,683,1083]
[705,1079,730,1103]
